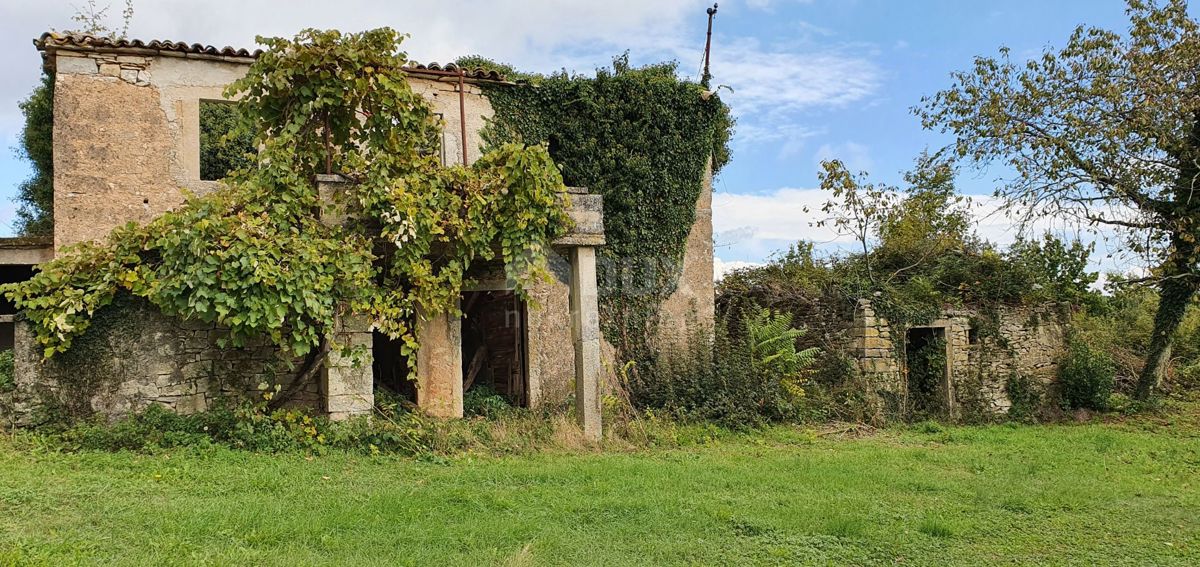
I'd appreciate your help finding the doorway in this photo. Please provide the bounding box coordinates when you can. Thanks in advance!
[461,290,528,406]
[905,326,950,418]
[372,331,415,403]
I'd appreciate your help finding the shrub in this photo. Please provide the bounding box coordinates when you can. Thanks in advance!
[1057,337,1115,411]
[463,385,513,418]
[627,309,819,427]
[1174,361,1200,391]
[1004,373,1043,422]
[58,404,212,451]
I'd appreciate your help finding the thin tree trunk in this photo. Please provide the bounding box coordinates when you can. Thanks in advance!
[268,338,330,410]
[1137,273,1197,399]
[1138,111,1200,400]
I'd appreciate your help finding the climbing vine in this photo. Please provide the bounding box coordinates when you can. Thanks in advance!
[463,54,734,358]
[4,29,571,379]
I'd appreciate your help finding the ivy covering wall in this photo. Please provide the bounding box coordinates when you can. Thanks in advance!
[460,54,734,358]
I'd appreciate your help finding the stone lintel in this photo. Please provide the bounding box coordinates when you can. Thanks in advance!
[554,192,605,246]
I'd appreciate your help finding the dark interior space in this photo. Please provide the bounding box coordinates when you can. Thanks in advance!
[0,264,36,351]
[905,326,949,418]
[0,265,35,316]
[372,331,415,403]
[461,290,528,406]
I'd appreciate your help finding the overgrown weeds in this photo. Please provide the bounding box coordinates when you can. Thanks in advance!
[624,309,820,428]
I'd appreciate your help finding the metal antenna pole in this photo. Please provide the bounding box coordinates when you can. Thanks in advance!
[702,3,718,88]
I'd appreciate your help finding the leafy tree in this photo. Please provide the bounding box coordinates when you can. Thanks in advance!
[817,152,974,289]
[199,102,255,181]
[918,0,1200,399]
[14,74,54,236]
[1008,234,1098,306]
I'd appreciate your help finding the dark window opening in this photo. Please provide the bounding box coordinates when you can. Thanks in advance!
[199,100,255,181]
[373,331,415,404]
[0,264,36,351]
[461,290,528,407]
[967,327,980,345]
[905,327,949,418]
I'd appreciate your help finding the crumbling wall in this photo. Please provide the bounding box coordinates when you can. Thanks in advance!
[8,299,316,425]
[960,305,1067,414]
[848,300,1066,418]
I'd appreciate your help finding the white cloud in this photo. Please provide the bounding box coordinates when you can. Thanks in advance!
[734,122,822,159]
[702,37,882,158]
[713,257,763,281]
[710,38,881,116]
[813,141,873,173]
[713,185,1143,277]
[715,187,840,244]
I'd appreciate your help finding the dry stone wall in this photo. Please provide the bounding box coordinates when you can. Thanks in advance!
[961,305,1066,414]
[8,299,316,424]
[849,300,1066,418]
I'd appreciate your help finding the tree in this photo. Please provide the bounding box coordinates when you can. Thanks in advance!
[918,0,1200,399]
[817,151,973,286]
[14,74,54,235]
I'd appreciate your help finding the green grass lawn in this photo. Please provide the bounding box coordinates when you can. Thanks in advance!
[1,411,1198,566]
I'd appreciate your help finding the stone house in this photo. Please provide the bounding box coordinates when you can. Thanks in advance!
[0,33,716,436]
[850,299,1066,418]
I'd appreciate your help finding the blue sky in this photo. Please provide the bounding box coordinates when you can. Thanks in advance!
[0,1,1189,276]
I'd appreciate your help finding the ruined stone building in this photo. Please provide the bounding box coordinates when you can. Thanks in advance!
[850,299,1066,418]
[0,33,716,435]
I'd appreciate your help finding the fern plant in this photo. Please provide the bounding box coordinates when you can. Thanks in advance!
[745,308,820,380]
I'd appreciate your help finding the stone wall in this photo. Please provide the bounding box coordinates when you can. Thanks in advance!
[49,49,495,249]
[851,299,902,398]
[848,300,1066,418]
[8,299,317,425]
[524,250,576,408]
[655,159,715,348]
[961,305,1066,415]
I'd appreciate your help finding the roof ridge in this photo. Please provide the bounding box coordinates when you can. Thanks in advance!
[35,32,508,82]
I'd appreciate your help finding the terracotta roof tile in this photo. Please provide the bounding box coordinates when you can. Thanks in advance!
[35,32,510,82]
[36,32,262,58]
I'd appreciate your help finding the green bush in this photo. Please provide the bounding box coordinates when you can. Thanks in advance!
[1175,362,1200,391]
[1057,337,1116,411]
[1004,373,1043,422]
[58,404,213,451]
[463,385,513,418]
[49,399,443,455]
[627,309,819,427]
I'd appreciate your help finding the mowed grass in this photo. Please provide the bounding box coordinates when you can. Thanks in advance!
[1,412,1198,565]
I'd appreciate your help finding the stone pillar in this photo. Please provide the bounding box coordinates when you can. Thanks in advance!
[569,246,602,440]
[416,303,463,418]
[315,174,373,420]
[322,317,374,420]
